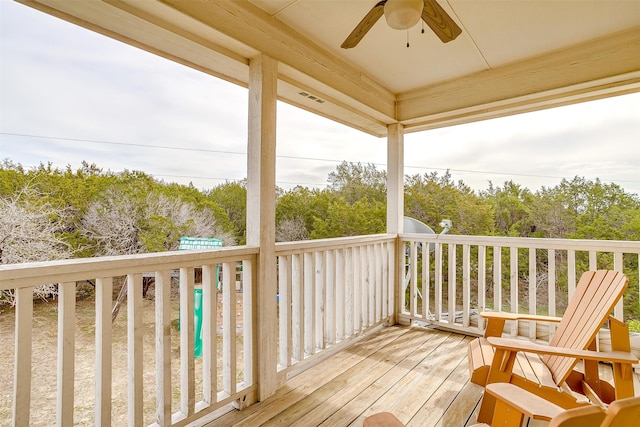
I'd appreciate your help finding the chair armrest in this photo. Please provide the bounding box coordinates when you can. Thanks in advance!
[480,311,562,323]
[487,337,639,364]
[485,383,566,420]
[487,384,607,426]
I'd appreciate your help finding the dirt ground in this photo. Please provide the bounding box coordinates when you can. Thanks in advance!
[0,285,244,426]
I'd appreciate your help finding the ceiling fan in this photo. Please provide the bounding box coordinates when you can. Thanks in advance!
[341,0,462,49]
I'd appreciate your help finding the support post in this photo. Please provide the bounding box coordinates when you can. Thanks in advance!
[386,123,404,235]
[387,123,404,325]
[247,53,278,402]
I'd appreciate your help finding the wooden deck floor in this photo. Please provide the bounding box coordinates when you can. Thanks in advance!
[202,325,484,427]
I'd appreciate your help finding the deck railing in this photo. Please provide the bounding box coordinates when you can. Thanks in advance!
[274,234,396,379]
[0,247,258,427]
[2,234,639,426]
[399,234,640,341]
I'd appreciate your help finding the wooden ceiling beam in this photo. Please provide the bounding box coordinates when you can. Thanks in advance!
[397,27,640,129]
[159,0,396,120]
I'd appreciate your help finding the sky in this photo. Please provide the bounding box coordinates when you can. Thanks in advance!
[1,1,639,196]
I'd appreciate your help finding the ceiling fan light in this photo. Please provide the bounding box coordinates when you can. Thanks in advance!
[384,0,423,30]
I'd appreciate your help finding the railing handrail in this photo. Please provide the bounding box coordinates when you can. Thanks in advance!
[0,245,259,290]
[400,233,640,253]
[275,233,395,255]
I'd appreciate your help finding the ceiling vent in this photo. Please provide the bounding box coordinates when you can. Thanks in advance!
[298,91,326,104]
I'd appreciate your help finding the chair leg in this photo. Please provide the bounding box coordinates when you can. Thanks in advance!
[478,393,497,424]
[491,399,525,427]
[478,348,516,423]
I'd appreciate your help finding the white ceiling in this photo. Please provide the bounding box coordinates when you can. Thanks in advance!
[249,0,640,93]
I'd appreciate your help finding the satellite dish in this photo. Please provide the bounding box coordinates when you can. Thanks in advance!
[403,216,436,253]
[403,216,435,234]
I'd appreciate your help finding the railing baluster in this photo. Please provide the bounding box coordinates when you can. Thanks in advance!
[222,262,236,397]
[360,246,368,328]
[353,246,362,333]
[243,259,254,387]
[434,243,442,321]
[155,270,171,426]
[493,246,502,312]
[528,249,537,340]
[13,287,33,426]
[613,252,624,321]
[375,243,382,322]
[477,245,486,330]
[292,254,303,362]
[201,264,217,404]
[510,247,518,336]
[57,281,76,427]
[179,267,195,417]
[345,248,354,337]
[387,242,395,323]
[462,244,470,328]
[331,249,344,342]
[127,273,144,425]
[589,250,598,270]
[303,252,314,356]
[410,242,418,317]
[567,249,576,297]
[325,250,335,346]
[367,245,375,326]
[380,243,394,319]
[401,242,408,316]
[278,256,290,368]
[548,250,557,337]
[422,240,430,320]
[448,243,456,325]
[314,251,325,351]
[95,277,112,426]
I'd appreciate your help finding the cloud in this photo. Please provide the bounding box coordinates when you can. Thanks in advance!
[1,0,638,197]
[405,93,640,195]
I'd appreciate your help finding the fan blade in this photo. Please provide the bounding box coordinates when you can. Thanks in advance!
[341,1,386,49]
[422,0,462,43]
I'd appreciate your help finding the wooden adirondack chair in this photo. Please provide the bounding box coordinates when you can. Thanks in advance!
[476,382,640,427]
[467,270,637,423]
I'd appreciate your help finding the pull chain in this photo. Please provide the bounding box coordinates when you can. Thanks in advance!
[406,29,410,48]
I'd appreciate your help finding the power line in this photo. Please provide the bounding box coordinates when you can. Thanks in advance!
[2,131,638,185]
[0,131,350,164]
[152,173,327,187]
[0,132,246,156]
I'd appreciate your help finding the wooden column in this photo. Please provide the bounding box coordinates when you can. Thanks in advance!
[387,123,404,325]
[387,123,404,234]
[247,53,278,401]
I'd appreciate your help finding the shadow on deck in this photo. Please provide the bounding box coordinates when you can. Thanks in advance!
[197,325,483,426]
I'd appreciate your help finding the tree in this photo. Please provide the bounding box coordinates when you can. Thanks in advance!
[83,189,236,255]
[275,186,327,241]
[483,180,535,236]
[276,217,309,242]
[141,192,235,251]
[406,171,493,235]
[82,187,143,255]
[310,195,386,238]
[327,161,386,204]
[207,180,247,244]
[0,187,73,305]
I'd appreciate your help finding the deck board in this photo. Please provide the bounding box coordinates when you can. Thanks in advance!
[202,325,482,427]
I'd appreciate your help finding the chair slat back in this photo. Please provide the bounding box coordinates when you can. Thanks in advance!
[543,270,628,384]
